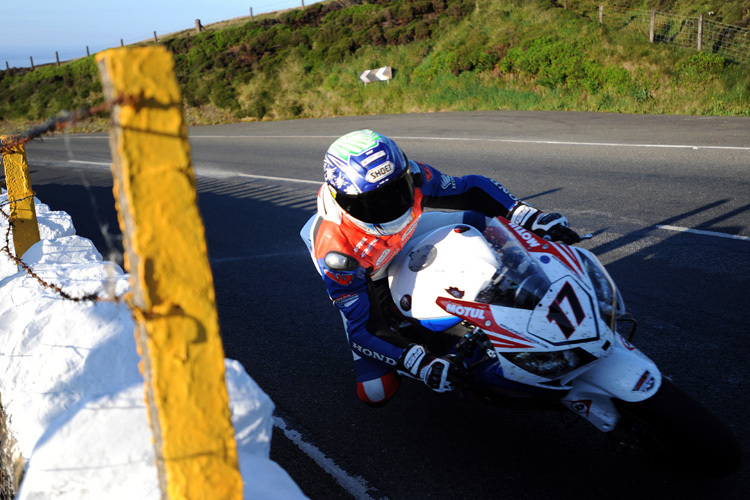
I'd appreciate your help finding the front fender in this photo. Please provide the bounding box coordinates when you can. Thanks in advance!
[560,337,662,432]
[577,336,662,403]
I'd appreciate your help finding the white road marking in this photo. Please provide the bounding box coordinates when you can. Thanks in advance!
[68,159,111,166]
[234,172,320,185]
[657,224,750,241]
[273,416,378,500]
[51,134,750,151]
[65,160,321,185]
[63,161,748,243]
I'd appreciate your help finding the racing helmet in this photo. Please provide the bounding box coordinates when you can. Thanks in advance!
[324,130,416,236]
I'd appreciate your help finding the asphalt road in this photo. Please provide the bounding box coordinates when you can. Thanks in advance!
[19,110,750,499]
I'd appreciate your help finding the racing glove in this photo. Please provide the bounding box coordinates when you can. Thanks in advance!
[509,202,581,244]
[398,344,456,393]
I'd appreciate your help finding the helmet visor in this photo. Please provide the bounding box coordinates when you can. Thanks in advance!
[334,171,415,224]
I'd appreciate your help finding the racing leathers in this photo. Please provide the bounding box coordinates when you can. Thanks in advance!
[301,161,531,405]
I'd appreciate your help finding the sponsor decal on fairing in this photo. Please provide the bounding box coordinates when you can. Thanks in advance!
[633,370,656,392]
[507,222,542,248]
[507,221,584,275]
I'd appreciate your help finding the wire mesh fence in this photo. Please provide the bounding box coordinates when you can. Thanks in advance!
[605,7,750,65]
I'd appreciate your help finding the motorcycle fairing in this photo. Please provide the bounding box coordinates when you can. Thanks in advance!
[561,339,662,431]
[527,276,601,346]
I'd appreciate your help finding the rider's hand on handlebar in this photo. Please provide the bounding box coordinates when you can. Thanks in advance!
[398,344,458,393]
[509,203,581,245]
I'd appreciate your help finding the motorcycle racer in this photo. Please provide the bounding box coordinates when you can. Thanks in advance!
[300,129,580,406]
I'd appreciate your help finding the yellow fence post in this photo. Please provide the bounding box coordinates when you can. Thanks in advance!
[95,46,242,500]
[0,136,41,258]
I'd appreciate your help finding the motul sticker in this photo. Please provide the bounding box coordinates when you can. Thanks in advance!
[444,301,486,319]
[507,222,541,248]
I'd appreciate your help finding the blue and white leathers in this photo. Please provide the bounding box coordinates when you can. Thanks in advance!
[301,160,520,404]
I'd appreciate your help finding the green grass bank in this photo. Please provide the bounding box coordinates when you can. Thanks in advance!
[1,0,749,135]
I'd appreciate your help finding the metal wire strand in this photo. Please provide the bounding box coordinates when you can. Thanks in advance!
[0,95,134,155]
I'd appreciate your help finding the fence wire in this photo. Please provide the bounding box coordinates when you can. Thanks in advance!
[607,7,750,65]
[0,97,136,302]
[0,96,134,155]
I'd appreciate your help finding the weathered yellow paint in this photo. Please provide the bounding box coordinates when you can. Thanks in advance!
[0,136,40,258]
[95,47,242,500]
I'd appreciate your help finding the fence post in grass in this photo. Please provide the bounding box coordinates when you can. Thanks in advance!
[0,136,40,258]
[154,31,158,43]
[29,56,34,69]
[96,46,242,500]
[649,9,656,42]
[697,14,703,51]
[599,5,603,25]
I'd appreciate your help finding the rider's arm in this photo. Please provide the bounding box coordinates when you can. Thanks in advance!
[413,161,519,218]
[320,255,409,366]
[413,161,580,243]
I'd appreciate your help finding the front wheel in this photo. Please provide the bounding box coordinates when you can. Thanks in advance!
[611,378,741,478]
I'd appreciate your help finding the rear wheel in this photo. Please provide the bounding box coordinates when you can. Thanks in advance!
[611,378,741,477]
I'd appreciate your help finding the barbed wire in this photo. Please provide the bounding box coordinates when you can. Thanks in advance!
[0,205,103,302]
[0,95,136,155]
[0,97,138,302]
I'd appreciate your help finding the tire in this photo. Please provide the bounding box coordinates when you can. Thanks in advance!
[611,378,741,478]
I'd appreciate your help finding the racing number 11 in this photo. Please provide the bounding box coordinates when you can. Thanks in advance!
[547,282,585,339]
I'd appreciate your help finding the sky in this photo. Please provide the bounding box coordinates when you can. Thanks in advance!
[0,190,308,499]
[2,1,322,69]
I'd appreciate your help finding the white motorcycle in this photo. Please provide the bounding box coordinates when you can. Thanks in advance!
[386,216,740,477]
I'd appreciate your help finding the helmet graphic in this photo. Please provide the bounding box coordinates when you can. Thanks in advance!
[324,130,416,235]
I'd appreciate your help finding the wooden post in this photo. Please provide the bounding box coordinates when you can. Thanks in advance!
[697,14,703,51]
[195,19,203,33]
[29,56,34,69]
[154,31,158,43]
[120,38,124,47]
[96,46,242,500]
[5,61,9,70]
[55,51,60,67]
[86,46,90,57]
[649,9,655,43]
[0,136,41,259]
[599,5,603,25]
[250,7,254,21]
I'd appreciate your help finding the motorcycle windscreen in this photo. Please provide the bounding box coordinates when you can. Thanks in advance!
[475,221,550,310]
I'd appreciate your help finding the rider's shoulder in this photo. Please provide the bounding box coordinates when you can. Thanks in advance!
[409,160,442,187]
[324,251,360,271]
